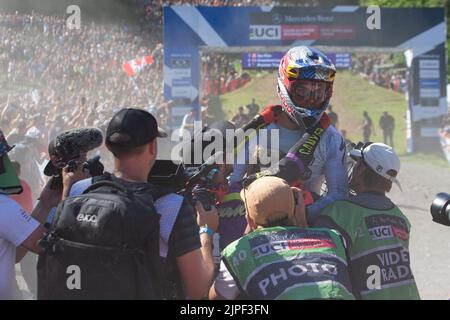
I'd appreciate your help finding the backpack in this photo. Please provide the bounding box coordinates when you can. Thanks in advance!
[37,176,164,300]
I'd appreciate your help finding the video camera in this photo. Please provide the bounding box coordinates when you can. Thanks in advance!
[430,193,450,227]
[148,153,223,210]
[149,120,237,209]
[44,128,105,189]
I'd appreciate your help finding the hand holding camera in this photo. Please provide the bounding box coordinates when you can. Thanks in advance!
[61,161,91,200]
[196,201,219,234]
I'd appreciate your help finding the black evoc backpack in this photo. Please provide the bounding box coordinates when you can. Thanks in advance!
[37,175,164,300]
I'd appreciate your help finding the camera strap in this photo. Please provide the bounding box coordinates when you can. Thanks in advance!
[285,113,331,180]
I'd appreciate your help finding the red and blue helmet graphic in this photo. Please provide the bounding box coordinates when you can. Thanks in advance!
[277,46,336,130]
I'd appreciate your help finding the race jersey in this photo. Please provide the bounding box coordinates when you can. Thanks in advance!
[230,122,348,220]
[221,226,355,300]
[314,194,421,300]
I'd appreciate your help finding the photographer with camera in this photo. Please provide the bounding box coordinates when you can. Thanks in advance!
[183,120,247,251]
[209,176,354,300]
[38,108,217,300]
[42,127,105,225]
[313,142,420,299]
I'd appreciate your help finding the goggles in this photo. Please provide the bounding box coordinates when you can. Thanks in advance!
[287,79,332,109]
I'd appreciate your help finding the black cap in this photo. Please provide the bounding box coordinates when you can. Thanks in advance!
[106,108,167,147]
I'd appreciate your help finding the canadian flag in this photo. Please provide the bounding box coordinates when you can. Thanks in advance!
[122,55,154,77]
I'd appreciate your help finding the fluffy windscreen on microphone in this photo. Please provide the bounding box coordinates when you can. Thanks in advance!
[53,127,103,161]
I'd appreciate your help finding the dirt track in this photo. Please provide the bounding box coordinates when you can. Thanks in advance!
[389,159,450,300]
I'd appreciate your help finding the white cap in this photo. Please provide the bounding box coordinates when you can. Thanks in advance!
[350,143,402,190]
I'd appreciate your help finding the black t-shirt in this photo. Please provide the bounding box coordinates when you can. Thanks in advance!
[164,197,201,299]
[100,175,201,255]
[168,199,201,257]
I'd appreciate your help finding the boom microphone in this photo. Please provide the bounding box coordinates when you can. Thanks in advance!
[54,127,103,158]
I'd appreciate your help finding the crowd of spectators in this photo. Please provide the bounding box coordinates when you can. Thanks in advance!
[0,10,169,190]
[352,53,408,93]
[0,1,305,202]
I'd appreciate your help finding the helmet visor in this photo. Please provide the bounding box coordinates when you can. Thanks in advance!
[288,80,332,109]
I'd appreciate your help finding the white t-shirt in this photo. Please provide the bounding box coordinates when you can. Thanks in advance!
[0,195,39,300]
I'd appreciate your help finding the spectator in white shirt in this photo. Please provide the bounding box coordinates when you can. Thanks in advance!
[0,129,59,299]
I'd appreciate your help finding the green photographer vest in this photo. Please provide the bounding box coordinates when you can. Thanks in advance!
[222,226,355,300]
[320,200,421,300]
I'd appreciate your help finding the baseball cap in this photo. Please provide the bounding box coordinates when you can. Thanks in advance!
[240,176,295,227]
[350,142,402,190]
[106,108,167,147]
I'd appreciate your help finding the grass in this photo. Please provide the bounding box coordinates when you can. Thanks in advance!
[332,71,408,155]
[220,69,279,118]
[220,70,409,155]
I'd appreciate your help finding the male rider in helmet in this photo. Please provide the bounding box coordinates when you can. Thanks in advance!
[230,46,348,223]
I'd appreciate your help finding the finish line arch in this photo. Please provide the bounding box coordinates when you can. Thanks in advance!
[163,5,447,153]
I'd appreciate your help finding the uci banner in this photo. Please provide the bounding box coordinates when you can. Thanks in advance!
[163,5,447,153]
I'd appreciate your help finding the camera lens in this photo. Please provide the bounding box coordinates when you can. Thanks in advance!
[430,193,450,226]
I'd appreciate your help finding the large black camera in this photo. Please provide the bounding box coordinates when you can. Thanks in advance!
[149,120,236,209]
[430,193,450,226]
[148,156,221,210]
